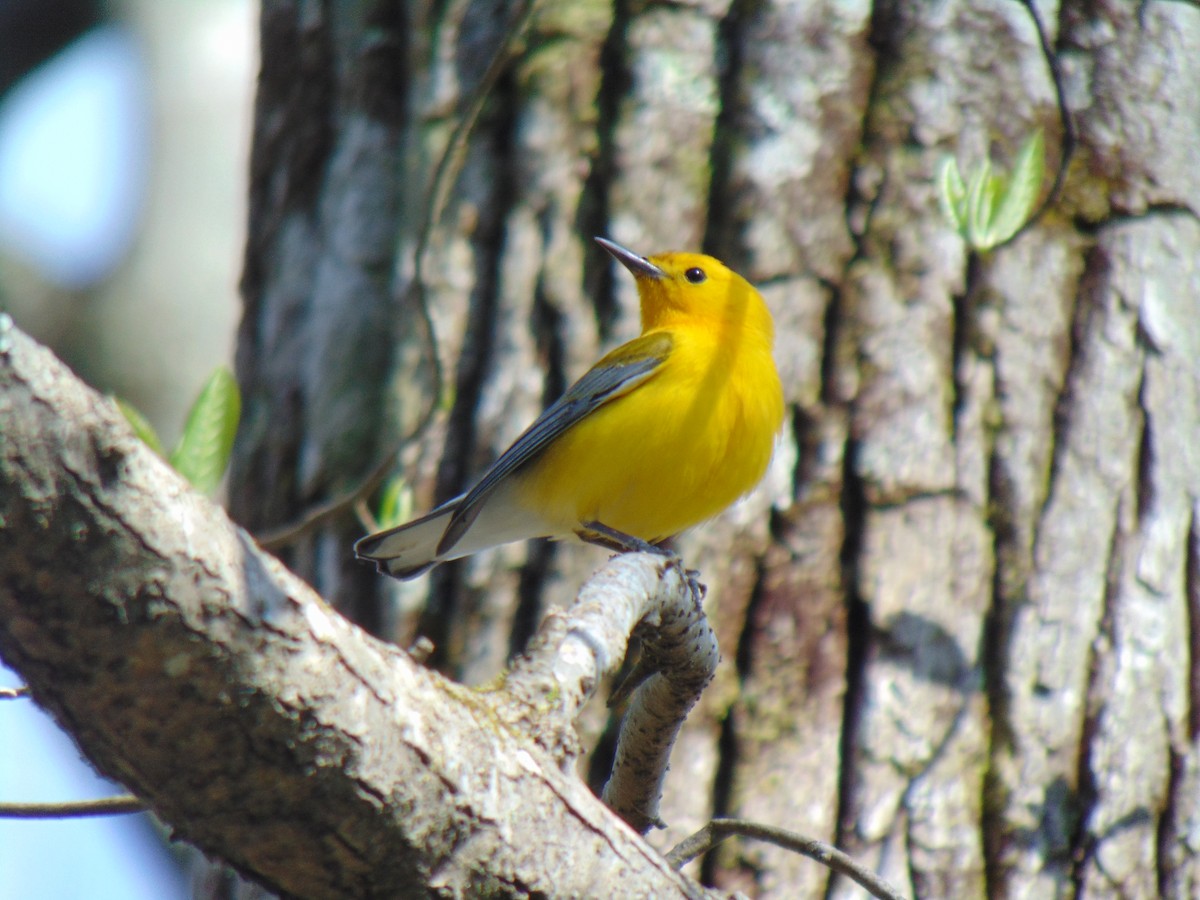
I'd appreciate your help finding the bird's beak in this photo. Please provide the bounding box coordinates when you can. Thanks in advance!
[595,237,664,280]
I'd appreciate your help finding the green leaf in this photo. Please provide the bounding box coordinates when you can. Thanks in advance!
[989,128,1046,247]
[965,158,996,249]
[936,156,967,232]
[941,129,1047,252]
[169,367,241,495]
[114,397,166,457]
[376,475,413,530]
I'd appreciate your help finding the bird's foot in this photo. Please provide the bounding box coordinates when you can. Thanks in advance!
[577,520,672,556]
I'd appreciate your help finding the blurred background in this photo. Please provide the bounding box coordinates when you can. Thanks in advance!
[0,0,254,895]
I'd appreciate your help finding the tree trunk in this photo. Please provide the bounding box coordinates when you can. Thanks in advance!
[4,0,1198,898]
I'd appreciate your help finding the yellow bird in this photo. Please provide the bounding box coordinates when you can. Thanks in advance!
[355,237,784,579]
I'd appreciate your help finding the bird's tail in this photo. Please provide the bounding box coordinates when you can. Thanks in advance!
[353,501,459,580]
[354,481,556,579]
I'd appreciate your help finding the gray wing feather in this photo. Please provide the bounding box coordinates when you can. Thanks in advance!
[436,334,671,555]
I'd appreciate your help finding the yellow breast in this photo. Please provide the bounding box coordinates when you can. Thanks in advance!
[516,323,783,541]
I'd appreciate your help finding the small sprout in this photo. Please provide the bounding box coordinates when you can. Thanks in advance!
[936,153,968,234]
[376,475,413,530]
[170,367,241,496]
[937,128,1045,251]
[989,129,1046,244]
[119,367,241,496]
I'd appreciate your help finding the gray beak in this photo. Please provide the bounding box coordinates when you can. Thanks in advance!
[595,237,665,280]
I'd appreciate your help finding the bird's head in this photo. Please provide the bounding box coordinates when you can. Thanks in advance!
[595,237,774,343]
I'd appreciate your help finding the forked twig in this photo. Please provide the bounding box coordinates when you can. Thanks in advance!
[665,817,907,900]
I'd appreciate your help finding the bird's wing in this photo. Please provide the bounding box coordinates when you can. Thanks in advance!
[437,331,674,555]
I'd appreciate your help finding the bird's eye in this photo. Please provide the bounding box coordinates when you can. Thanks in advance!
[684,267,707,284]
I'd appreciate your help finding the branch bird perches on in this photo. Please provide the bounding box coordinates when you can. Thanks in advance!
[0,319,714,898]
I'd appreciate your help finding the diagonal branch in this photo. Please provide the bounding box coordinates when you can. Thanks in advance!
[0,319,711,899]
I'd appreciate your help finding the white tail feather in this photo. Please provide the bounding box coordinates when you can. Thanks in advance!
[354,483,554,580]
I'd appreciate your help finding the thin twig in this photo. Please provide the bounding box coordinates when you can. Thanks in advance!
[0,795,145,819]
[253,0,542,551]
[1,688,140,817]
[353,497,378,534]
[665,818,908,900]
[1001,0,1075,247]
[257,446,401,549]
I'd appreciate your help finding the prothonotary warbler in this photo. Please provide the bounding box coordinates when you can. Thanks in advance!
[355,236,785,579]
